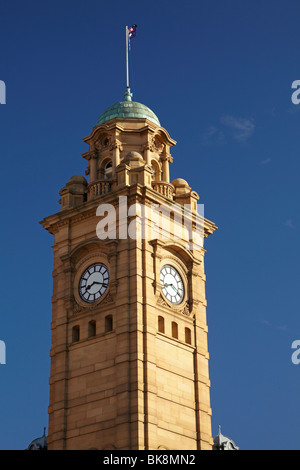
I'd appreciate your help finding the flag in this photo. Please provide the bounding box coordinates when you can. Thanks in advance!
[128,24,137,40]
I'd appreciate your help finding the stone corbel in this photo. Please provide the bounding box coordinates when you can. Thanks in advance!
[166,152,173,164]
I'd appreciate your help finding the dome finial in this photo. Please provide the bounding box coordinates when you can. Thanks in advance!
[124,87,133,101]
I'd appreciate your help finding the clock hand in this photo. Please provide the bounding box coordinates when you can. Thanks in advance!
[170,284,179,294]
[164,283,179,295]
[86,281,104,290]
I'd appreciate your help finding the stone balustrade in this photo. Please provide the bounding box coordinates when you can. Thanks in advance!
[87,180,113,200]
[151,180,175,200]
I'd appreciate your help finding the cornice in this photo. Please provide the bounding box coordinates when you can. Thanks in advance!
[40,183,217,239]
[82,120,176,147]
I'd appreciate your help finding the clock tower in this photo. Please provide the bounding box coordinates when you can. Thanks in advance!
[40,88,217,450]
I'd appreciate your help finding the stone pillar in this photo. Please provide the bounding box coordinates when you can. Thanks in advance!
[143,144,151,166]
[162,155,170,183]
[89,152,98,183]
[111,142,122,177]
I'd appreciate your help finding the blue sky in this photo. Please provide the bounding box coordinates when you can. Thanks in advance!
[0,0,300,450]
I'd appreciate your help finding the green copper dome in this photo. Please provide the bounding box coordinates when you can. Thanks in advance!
[96,88,160,127]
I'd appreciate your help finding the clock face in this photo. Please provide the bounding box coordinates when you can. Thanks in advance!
[79,263,109,303]
[160,264,185,305]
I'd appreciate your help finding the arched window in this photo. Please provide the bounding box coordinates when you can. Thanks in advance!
[158,316,165,333]
[151,160,160,181]
[104,161,112,179]
[171,322,178,339]
[88,320,96,338]
[105,315,113,333]
[185,327,192,345]
[72,325,80,343]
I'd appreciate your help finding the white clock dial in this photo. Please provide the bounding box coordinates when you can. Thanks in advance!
[160,264,184,305]
[79,263,109,303]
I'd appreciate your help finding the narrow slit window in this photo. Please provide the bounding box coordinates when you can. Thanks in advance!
[72,325,80,343]
[105,315,113,333]
[158,316,165,333]
[185,327,192,345]
[88,320,96,338]
[172,322,178,339]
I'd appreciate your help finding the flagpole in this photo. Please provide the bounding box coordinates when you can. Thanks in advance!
[126,25,129,90]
